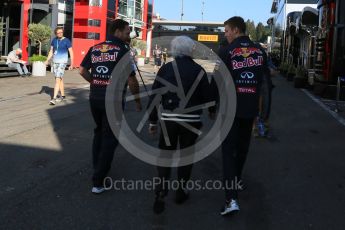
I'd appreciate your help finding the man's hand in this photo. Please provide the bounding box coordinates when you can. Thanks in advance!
[79,66,92,83]
[148,124,158,135]
[68,65,74,71]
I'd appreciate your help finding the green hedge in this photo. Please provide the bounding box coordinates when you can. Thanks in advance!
[29,55,47,62]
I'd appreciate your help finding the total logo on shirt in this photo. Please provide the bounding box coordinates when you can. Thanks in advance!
[237,87,257,94]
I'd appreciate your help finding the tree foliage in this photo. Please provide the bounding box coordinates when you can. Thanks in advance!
[0,22,4,37]
[131,39,147,51]
[28,23,52,56]
[256,22,266,42]
[246,20,257,41]
[245,20,271,43]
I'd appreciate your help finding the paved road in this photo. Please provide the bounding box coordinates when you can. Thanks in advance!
[0,67,344,229]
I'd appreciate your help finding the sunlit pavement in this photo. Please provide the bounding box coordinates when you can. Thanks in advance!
[0,64,344,229]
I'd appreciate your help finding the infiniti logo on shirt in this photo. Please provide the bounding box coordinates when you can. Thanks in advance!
[96,66,109,74]
[240,71,254,79]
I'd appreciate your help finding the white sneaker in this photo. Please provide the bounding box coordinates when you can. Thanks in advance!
[56,96,66,103]
[220,199,240,216]
[49,98,57,105]
[91,187,106,194]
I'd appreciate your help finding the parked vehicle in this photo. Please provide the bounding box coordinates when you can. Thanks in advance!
[315,0,345,84]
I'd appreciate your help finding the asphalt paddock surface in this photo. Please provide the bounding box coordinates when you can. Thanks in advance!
[0,71,344,229]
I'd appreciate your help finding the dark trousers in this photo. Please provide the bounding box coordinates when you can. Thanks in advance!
[260,79,273,121]
[156,121,201,195]
[90,100,119,187]
[221,117,254,200]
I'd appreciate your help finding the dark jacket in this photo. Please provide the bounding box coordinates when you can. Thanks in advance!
[148,56,216,123]
[220,36,269,118]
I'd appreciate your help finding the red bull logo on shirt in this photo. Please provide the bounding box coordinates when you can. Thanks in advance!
[92,44,121,52]
[232,56,263,70]
[91,53,119,63]
[230,47,263,58]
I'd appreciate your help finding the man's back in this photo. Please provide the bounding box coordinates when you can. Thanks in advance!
[6,51,17,64]
[222,36,267,118]
[151,56,213,114]
[80,37,130,102]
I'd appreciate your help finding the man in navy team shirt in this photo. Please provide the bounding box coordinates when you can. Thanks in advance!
[219,16,269,216]
[79,19,140,194]
[45,27,74,105]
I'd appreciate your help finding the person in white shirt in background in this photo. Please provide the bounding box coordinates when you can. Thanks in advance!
[6,48,31,77]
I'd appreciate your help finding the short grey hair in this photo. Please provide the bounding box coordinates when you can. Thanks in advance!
[170,36,195,57]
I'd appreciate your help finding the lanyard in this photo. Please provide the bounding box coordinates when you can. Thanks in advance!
[56,39,59,51]
[56,37,64,52]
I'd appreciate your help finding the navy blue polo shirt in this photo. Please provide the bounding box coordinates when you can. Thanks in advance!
[80,36,130,102]
[220,36,268,118]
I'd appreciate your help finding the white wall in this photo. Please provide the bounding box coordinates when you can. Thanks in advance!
[58,2,66,24]
[57,1,73,25]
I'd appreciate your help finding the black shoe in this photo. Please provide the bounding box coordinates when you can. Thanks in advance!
[153,193,165,214]
[175,189,189,204]
[26,72,32,76]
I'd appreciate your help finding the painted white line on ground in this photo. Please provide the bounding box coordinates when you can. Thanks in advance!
[301,89,345,127]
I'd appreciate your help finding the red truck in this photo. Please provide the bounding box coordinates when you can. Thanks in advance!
[315,0,345,87]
